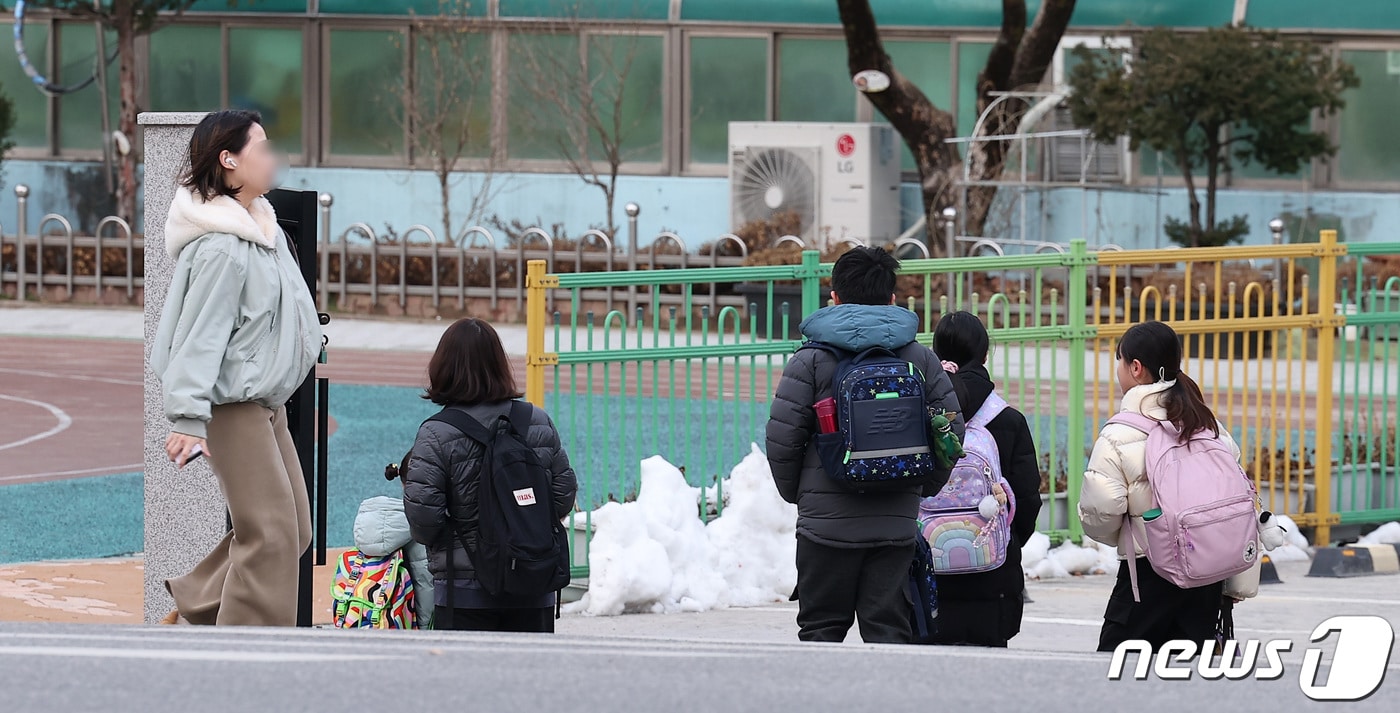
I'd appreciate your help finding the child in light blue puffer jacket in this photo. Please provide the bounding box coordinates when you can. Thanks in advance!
[353,496,435,627]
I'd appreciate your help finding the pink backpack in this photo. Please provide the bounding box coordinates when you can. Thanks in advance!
[918,392,1015,574]
[1108,413,1259,601]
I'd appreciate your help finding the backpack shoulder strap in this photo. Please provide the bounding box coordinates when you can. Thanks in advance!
[507,400,534,438]
[427,408,495,445]
[1105,411,1161,435]
[968,391,1010,429]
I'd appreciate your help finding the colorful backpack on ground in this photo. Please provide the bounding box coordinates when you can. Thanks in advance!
[803,342,950,493]
[918,392,1016,574]
[908,529,940,645]
[331,549,416,629]
[1107,412,1259,601]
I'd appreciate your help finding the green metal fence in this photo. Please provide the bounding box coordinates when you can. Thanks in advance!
[526,235,1400,578]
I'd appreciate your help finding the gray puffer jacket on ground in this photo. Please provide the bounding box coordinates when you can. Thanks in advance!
[765,304,965,548]
[401,401,577,586]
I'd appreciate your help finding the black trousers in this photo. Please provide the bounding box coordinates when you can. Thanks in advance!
[795,536,914,644]
[1097,557,1223,652]
[930,593,1023,648]
[434,606,555,633]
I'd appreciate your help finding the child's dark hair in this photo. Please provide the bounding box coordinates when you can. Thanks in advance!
[933,311,990,368]
[424,318,523,405]
[830,246,898,305]
[1117,321,1218,441]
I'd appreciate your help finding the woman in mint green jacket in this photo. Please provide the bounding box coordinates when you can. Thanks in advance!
[150,110,322,626]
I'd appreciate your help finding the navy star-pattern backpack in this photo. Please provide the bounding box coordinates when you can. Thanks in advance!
[805,342,943,493]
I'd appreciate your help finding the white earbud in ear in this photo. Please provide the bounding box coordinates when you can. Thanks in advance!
[225,160,237,168]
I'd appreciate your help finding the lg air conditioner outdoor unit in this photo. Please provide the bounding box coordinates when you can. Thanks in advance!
[728,122,901,249]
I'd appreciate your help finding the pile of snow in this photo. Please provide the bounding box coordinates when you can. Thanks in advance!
[1359,521,1400,545]
[568,445,797,616]
[1021,532,1119,580]
[1265,514,1314,562]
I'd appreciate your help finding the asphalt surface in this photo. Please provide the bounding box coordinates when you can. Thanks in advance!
[1,621,1395,713]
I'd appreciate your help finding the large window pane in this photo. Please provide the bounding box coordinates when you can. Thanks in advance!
[230,28,303,154]
[878,40,951,171]
[778,38,854,122]
[56,22,120,152]
[588,34,664,163]
[412,30,492,160]
[689,36,767,164]
[0,21,49,148]
[957,41,992,136]
[328,29,403,156]
[148,25,221,113]
[1337,50,1400,183]
[507,33,579,160]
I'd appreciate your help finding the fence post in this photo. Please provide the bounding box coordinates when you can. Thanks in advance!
[1065,239,1091,542]
[625,202,640,323]
[1313,229,1342,546]
[799,249,822,320]
[524,259,556,407]
[15,184,28,301]
[318,193,333,310]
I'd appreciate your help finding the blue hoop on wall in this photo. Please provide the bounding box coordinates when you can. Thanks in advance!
[12,0,118,97]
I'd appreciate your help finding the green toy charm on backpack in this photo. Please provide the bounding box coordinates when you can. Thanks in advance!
[930,410,965,470]
[331,549,417,629]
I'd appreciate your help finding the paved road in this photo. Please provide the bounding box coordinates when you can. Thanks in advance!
[0,621,1394,713]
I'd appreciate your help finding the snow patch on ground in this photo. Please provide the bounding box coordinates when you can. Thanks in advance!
[1359,521,1400,545]
[568,445,796,616]
[1020,532,1119,579]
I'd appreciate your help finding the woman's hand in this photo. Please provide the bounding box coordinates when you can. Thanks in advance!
[165,432,211,468]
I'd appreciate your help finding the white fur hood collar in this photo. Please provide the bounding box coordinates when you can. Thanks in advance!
[1120,380,1173,420]
[165,188,279,257]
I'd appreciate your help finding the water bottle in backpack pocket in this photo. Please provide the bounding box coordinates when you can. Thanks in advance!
[1108,412,1259,601]
[918,392,1016,574]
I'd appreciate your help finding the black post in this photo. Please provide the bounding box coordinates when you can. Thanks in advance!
[267,188,326,628]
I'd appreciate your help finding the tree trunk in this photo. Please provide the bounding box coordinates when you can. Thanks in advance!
[438,161,453,246]
[1177,144,1202,246]
[1204,139,1219,238]
[603,171,617,239]
[836,0,1077,249]
[836,0,960,252]
[115,14,139,225]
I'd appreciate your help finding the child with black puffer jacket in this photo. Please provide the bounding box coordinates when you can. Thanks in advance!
[929,312,1042,647]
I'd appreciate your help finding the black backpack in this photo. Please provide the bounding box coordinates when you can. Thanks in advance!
[428,402,570,605]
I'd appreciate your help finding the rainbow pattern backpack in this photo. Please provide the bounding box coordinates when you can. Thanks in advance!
[331,549,417,629]
[918,392,1016,574]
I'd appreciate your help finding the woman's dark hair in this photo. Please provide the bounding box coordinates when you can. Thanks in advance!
[182,109,262,201]
[933,311,990,368]
[424,318,522,406]
[830,246,899,305]
[1117,321,1218,441]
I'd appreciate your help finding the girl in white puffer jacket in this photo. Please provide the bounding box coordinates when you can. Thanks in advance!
[1079,321,1240,652]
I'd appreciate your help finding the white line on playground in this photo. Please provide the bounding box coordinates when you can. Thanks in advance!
[0,463,144,483]
[0,394,72,452]
[0,367,142,387]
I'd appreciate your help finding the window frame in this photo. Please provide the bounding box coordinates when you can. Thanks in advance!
[772,32,860,126]
[319,20,412,168]
[224,20,313,166]
[2,14,55,159]
[1327,40,1400,191]
[500,26,671,176]
[681,29,772,176]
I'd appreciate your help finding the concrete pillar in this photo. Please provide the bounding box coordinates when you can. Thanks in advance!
[139,112,218,624]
